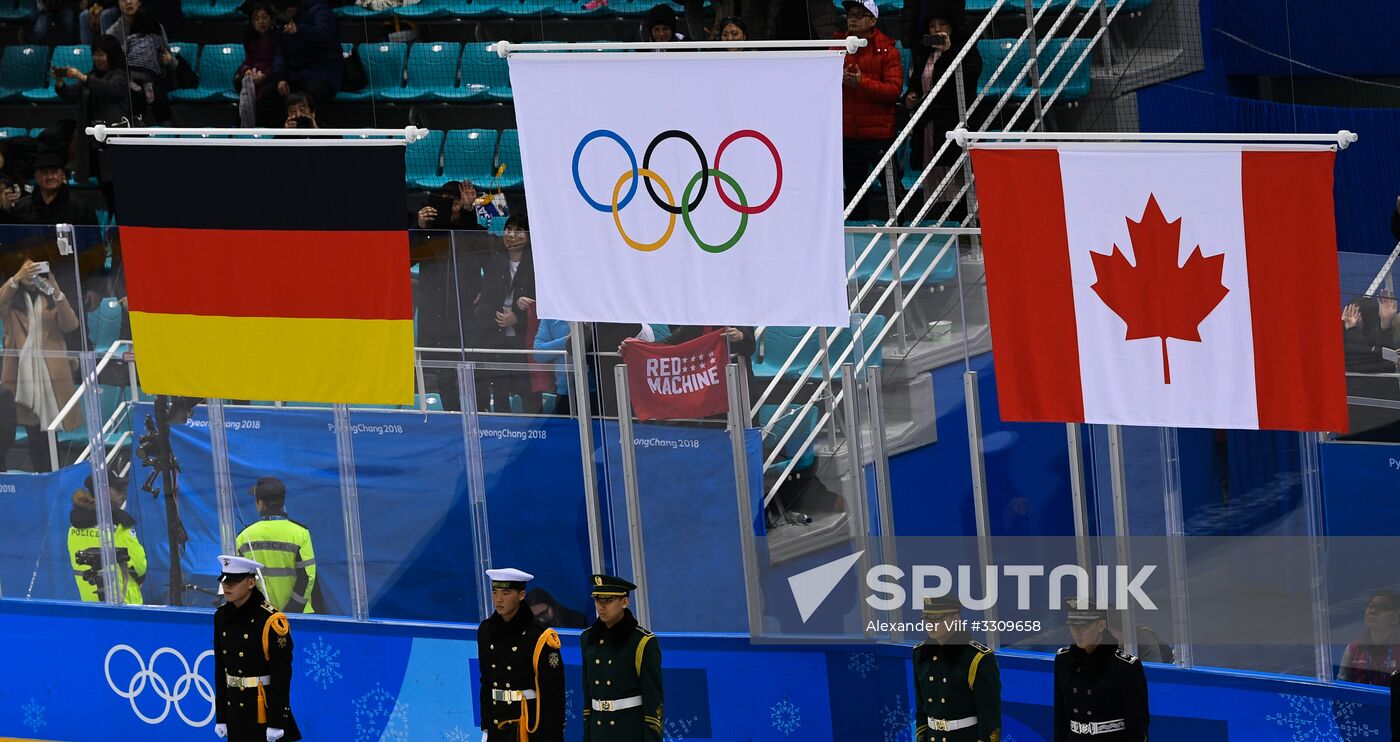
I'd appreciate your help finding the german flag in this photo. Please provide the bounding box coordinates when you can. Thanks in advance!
[109,141,414,404]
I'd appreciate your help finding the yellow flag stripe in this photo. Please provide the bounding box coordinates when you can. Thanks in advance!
[130,312,414,404]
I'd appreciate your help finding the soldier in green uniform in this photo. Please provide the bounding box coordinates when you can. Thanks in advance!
[580,574,663,741]
[913,596,1001,742]
[477,567,565,741]
[213,555,301,742]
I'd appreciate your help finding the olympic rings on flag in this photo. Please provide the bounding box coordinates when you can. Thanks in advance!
[572,128,782,252]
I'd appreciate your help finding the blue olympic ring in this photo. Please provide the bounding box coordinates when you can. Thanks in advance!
[572,129,638,213]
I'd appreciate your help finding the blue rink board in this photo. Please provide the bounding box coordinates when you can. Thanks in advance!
[0,600,1387,741]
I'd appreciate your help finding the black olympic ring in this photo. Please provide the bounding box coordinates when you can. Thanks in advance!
[641,130,709,216]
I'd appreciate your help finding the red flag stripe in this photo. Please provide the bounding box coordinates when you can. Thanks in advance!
[970,148,1085,423]
[1242,151,1350,431]
[121,226,412,320]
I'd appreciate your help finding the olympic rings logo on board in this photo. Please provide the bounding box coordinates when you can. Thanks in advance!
[571,128,783,253]
[104,644,216,727]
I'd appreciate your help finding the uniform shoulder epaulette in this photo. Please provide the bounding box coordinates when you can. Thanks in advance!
[1056,645,1071,655]
[969,640,992,654]
[1115,648,1139,664]
[913,641,926,650]
[260,601,278,614]
[636,625,653,637]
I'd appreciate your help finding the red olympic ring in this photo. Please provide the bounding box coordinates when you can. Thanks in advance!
[712,129,783,215]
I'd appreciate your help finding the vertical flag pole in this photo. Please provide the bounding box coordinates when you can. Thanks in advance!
[840,364,878,636]
[331,403,369,620]
[1023,0,1046,127]
[614,365,651,628]
[1066,423,1092,574]
[458,362,495,621]
[1159,427,1192,668]
[726,364,763,639]
[570,323,606,575]
[1299,430,1332,681]
[964,370,998,648]
[206,398,238,555]
[865,367,900,641]
[1106,424,1136,655]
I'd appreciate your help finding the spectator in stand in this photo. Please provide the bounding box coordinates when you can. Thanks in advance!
[644,5,685,42]
[283,91,318,128]
[533,319,571,414]
[717,15,748,43]
[56,35,133,215]
[33,0,79,44]
[903,3,981,217]
[527,587,588,629]
[119,8,175,122]
[236,3,284,127]
[0,256,81,470]
[1340,591,1400,686]
[411,181,488,412]
[275,0,342,108]
[5,154,98,227]
[1342,297,1397,374]
[837,0,903,220]
[472,213,536,413]
[101,0,143,42]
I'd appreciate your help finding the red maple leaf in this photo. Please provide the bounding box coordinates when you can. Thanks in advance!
[1090,194,1229,385]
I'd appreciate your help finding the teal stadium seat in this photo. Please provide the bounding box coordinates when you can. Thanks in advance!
[404,129,445,188]
[183,0,242,19]
[338,42,407,101]
[493,0,561,17]
[166,41,198,67]
[495,129,523,189]
[28,127,43,137]
[335,0,392,18]
[445,0,502,16]
[487,215,507,235]
[0,127,28,139]
[0,0,34,20]
[847,224,960,285]
[25,45,90,102]
[967,0,1069,10]
[1033,38,1093,101]
[389,42,460,101]
[170,44,241,101]
[1079,0,1149,10]
[976,38,1030,98]
[759,404,819,472]
[752,313,886,383]
[0,46,51,101]
[86,297,122,354]
[459,43,512,101]
[419,129,498,189]
[395,0,454,18]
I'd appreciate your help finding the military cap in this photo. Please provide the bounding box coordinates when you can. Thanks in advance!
[486,567,533,591]
[217,555,263,583]
[1064,598,1108,625]
[921,595,961,616]
[590,574,637,598]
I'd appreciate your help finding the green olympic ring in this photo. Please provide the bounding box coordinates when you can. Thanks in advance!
[681,169,747,254]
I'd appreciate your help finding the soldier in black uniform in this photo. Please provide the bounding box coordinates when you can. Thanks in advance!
[477,567,565,741]
[213,555,301,742]
[1053,600,1149,742]
[913,596,1001,742]
[580,574,663,741]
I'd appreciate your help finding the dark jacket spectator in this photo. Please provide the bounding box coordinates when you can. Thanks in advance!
[235,3,284,98]
[904,6,982,173]
[57,35,135,195]
[644,4,685,42]
[6,156,98,227]
[473,242,534,348]
[277,0,342,101]
[1343,297,1397,374]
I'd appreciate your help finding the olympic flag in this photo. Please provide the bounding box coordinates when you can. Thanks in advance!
[509,51,849,327]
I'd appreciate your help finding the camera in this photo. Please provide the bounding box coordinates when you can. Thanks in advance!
[924,32,950,47]
[425,192,456,228]
[74,546,134,601]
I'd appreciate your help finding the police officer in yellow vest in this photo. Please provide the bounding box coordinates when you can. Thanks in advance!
[68,470,146,604]
[235,478,316,613]
[581,574,663,742]
[914,596,1001,742]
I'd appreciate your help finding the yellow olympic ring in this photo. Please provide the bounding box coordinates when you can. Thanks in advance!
[611,168,676,252]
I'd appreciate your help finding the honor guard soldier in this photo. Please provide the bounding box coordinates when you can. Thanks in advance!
[1054,600,1149,741]
[581,574,663,741]
[914,596,1001,742]
[213,555,300,742]
[236,477,317,613]
[478,568,565,741]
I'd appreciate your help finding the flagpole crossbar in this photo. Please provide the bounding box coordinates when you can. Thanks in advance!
[86,126,432,143]
[947,126,1359,150]
[489,37,867,58]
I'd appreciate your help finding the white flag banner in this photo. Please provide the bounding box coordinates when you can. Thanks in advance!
[509,51,849,327]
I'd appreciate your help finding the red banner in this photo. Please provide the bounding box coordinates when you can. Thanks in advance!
[621,330,730,421]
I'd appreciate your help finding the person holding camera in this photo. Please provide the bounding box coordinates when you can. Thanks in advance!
[55,35,134,215]
[68,469,146,604]
[903,1,981,218]
[274,0,341,109]
[411,181,487,411]
[0,253,81,470]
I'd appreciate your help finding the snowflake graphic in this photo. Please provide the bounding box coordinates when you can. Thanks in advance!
[21,698,45,732]
[770,698,801,735]
[1265,693,1380,741]
[663,714,700,741]
[352,683,410,742]
[304,636,343,690]
[441,726,475,742]
[848,652,877,679]
[881,694,913,742]
[565,688,577,723]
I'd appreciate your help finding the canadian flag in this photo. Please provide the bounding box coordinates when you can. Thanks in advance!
[970,146,1348,431]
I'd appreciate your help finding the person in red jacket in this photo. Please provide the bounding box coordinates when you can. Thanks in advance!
[838,0,904,219]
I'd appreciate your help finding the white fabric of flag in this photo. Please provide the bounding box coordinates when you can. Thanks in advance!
[509,51,849,327]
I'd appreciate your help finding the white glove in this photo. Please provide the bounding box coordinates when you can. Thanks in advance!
[266,729,284,741]
[214,723,227,738]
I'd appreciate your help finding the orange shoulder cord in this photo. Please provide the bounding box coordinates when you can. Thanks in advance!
[257,613,289,725]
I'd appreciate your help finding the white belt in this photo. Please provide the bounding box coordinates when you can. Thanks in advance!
[225,674,271,689]
[1070,719,1126,735]
[591,696,643,712]
[491,689,536,702]
[927,716,977,732]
